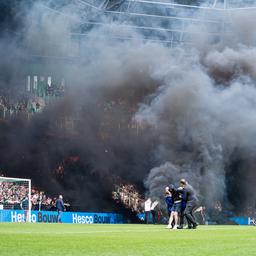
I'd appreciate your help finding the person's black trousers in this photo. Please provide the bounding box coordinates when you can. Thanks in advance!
[179,209,185,227]
[151,210,157,224]
[145,211,151,224]
[184,202,197,227]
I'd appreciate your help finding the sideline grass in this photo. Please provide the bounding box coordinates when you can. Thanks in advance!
[0,224,255,256]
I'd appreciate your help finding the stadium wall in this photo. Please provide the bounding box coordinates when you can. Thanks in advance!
[0,210,125,224]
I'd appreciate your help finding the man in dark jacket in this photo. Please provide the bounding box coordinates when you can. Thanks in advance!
[180,179,198,229]
[56,195,65,223]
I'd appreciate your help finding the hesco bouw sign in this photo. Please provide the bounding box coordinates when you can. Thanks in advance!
[0,210,125,224]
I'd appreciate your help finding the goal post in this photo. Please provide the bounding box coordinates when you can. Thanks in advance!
[0,177,31,223]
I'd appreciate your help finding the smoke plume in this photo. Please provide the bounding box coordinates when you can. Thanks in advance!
[0,0,256,214]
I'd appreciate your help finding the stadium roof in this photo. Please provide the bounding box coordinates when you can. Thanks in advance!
[20,0,256,59]
[38,1,254,46]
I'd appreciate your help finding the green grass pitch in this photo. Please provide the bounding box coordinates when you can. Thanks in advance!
[0,224,255,256]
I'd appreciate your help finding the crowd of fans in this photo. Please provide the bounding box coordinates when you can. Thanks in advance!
[112,184,144,213]
[0,180,57,211]
[30,189,56,211]
[0,181,29,207]
[0,92,44,119]
[0,81,65,120]
[28,81,65,99]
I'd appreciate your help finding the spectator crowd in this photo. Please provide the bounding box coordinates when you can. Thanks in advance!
[112,184,144,213]
[0,92,44,120]
[0,180,58,211]
[0,80,65,120]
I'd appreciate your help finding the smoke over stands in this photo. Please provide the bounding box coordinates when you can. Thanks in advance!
[0,0,256,214]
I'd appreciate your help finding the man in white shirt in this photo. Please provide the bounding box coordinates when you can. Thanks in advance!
[144,198,152,224]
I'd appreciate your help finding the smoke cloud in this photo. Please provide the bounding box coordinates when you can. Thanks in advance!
[0,0,256,214]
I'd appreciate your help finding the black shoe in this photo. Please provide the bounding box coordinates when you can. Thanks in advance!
[192,224,198,229]
[177,226,183,229]
[186,226,193,229]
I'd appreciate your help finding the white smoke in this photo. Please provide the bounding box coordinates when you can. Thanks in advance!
[135,9,256,209]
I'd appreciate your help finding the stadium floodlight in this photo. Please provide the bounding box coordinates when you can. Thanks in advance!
[0,177,31,223]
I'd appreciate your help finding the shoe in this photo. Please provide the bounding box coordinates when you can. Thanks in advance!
[166,224,172,229]
[186,226,193,229]
[172,225,177,230]
[177,226,183,229]
[192,224,198,229]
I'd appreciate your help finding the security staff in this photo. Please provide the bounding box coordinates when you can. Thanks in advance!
[180,179,198,229]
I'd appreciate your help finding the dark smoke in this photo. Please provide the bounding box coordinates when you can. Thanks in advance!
[0,1,161,211]
[0,0,256,214]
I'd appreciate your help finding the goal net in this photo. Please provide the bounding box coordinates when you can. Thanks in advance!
[0,177,31,222]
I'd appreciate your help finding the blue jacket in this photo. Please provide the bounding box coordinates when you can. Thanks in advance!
[56,199,65,211]
[165,195,173,213]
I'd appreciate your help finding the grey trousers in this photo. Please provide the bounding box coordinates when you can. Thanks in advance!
[184,202,197,226]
